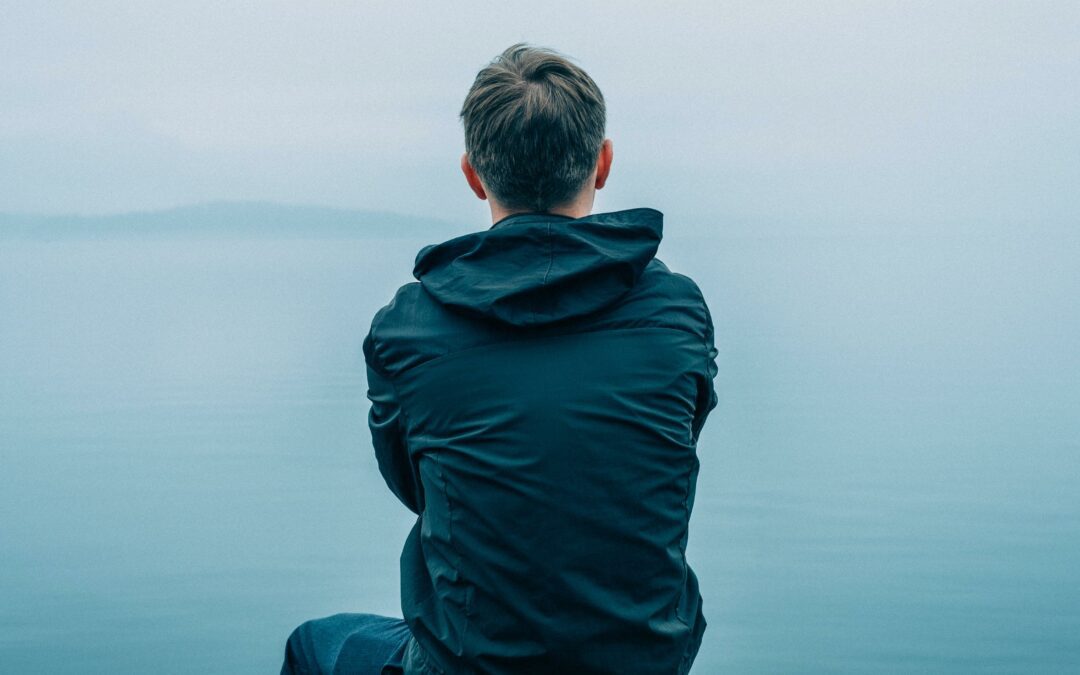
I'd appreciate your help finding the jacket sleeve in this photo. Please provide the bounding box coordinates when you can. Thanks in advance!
[691,297,719,445]
[363,330,423,514]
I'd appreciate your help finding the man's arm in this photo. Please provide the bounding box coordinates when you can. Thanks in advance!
[363,331,423,514]
[691,298,719,444]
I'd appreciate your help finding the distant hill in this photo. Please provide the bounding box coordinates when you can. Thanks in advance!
[0,201,463,240]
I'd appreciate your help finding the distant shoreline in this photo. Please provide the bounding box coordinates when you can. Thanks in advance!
[0,201,462,240]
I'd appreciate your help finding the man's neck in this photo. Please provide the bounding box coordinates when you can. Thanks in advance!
[487,192,596,224]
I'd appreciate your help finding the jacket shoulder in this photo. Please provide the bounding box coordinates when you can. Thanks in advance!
[647,258,708,301]
[364,280,519,377]
[597,258,711,340]
[363,281,426,374]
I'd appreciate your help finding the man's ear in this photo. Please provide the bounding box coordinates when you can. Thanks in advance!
[594,139,614,190]
[461,153,488,201]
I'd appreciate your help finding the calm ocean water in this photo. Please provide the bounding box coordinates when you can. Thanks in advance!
[1,226,1077,673]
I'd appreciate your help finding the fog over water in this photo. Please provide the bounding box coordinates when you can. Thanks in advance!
[3,3,1079,234]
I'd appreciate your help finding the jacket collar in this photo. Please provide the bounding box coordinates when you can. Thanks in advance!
[489,211,576,231]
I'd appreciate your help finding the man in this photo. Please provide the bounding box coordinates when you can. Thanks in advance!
[283,43,718,675]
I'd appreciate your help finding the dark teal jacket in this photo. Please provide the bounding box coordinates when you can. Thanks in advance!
[362,208,718,675]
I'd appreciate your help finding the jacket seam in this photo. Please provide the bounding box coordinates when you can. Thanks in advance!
[533,220,554,325]
[431,450,472,645]
[676,459,695,626]
[384,324,707,379]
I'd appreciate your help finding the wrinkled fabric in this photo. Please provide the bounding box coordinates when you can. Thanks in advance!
[281,613,410,675]
[363,208,719,675]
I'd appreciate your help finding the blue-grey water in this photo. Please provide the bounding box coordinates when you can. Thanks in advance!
[2,219,1078,673]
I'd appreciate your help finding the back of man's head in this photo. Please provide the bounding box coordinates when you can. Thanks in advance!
[460,44,606,213]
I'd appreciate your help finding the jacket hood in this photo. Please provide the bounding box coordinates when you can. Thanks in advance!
[412,208,663,327]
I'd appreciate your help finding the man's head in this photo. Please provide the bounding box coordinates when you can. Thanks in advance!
[460,44,613,219]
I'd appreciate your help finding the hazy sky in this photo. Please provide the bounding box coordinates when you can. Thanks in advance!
[3,1,1078,232]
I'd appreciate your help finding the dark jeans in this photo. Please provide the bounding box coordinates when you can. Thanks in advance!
[281,613,412,675]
